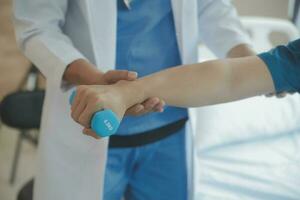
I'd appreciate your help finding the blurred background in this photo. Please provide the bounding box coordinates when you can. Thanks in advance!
[0,0,299,200]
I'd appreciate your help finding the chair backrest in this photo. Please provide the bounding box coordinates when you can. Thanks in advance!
[0,90,45,129]
[17,179,34,200]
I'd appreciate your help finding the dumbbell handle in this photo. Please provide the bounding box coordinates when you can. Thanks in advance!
[69,91,120,137]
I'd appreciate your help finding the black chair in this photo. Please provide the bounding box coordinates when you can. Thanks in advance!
[0,65,44,184]
[0,90,45,183]
[17,179,34,200]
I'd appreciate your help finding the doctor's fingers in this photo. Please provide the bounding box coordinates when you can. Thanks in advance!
[154,100,165,112]
[127,97,161,116]
[125,104,144,115]
[142,97,163,112]
[82,128,101,139]
[139,98,165,115]
[103,70,138,84]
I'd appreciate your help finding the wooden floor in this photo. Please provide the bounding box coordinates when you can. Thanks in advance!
[0,126,36,200]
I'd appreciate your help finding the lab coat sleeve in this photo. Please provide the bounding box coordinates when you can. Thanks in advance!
[197,0,252,58]
[12,0,87,90]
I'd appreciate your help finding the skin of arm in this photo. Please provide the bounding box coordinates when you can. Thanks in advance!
[226,44,289,98]
[71,55,275,138]
[128,56,274,107]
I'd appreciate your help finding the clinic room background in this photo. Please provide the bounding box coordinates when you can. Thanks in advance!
[0,0,300,200]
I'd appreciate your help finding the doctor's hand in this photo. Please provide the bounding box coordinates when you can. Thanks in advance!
[64,59,165,115]
[101,70,165,115]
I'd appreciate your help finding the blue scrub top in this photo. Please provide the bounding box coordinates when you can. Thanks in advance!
[115,0,188,135]
[258,39,300,93]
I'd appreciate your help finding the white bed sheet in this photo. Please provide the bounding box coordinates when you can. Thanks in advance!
[192,94,300,199]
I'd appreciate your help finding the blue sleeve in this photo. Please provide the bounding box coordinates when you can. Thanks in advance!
[258,39,300,93]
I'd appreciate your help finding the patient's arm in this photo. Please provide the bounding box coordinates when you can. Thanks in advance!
[71,39,300,138]
[71,55,274,134]
[132,56,274,108]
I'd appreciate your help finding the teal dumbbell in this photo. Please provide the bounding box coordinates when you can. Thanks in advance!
[69,91,120,137]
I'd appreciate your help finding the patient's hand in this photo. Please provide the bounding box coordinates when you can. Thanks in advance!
[71,84,127,126]
[70,81,152,139]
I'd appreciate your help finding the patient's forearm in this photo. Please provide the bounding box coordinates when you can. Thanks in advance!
[125,56,275,108]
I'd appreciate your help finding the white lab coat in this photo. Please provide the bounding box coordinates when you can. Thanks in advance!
[12,0,250,199]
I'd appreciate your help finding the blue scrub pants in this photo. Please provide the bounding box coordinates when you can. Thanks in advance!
[103,125,188,200]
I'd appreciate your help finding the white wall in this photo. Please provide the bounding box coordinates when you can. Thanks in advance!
[233,0,290,19]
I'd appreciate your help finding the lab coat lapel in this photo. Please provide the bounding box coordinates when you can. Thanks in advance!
[171,0,184,60]
[171,0,192,64]
[85,0,117,72]
[171,0,197,199]
[172,0,198,65]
